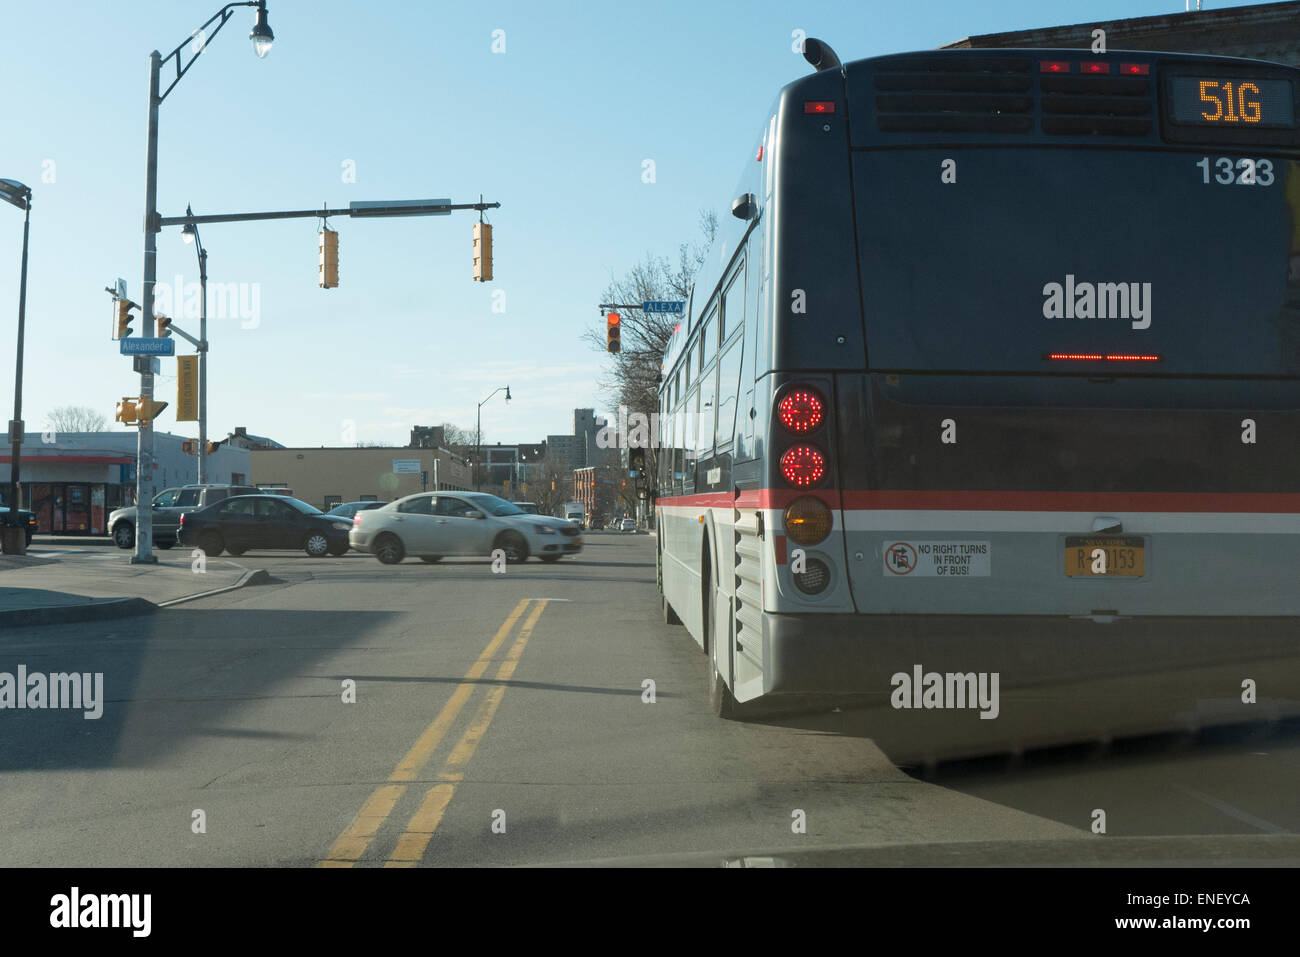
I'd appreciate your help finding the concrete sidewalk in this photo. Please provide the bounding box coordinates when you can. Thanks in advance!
[0,548,267,627]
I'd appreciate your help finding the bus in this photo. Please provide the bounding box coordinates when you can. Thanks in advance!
[655,40,1300,747]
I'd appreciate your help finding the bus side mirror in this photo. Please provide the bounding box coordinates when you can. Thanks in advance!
[731,192,757,221]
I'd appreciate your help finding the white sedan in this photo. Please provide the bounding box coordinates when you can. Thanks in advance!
[350,491,584,564]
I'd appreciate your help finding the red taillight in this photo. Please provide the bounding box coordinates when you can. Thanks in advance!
[778,389,825,433]
[353,514,362,527]
[1039,60,1070,74]
[1081,62,1110,75]
[178,513,185,527]
[1047,353,1161,362]
[803,100,836,114]
[1119,63,1150,76]
[780,446,826,488]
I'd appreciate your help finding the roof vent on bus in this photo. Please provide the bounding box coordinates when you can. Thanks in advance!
[872,55,1034,133]
[803,38,842,73]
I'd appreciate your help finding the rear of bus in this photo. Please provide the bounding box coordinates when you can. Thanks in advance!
[754,49,1300,751]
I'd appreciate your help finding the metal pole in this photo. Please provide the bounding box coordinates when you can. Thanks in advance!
[134,50,162,564]
[197,244,208,483]
[6,194,30,538]
[474,405,481,492]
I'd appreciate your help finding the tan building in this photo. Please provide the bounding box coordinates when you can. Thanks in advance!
[250,447,472,511]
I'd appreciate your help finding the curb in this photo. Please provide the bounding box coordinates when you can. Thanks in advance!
[0,568,271,628]
[158,568,272,607]
[0,597,157,629]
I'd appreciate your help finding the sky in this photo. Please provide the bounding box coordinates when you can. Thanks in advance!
[0,0,1268,448]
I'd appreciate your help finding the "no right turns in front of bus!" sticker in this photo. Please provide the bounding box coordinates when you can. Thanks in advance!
[883,541,991,577]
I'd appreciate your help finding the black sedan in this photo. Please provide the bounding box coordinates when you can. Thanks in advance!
[177,494,352,557]
[0,504,37,546]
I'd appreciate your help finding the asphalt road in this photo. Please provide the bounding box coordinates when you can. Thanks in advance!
[0,532,1297,866]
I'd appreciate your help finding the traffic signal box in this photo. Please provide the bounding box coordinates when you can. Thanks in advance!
[115,300,136,339]
[319,227,339,288]
[473,222,493,281]
[115,398,139,424]
[157,315,173,337]
[136,398,168,425]
[606,311,621,353]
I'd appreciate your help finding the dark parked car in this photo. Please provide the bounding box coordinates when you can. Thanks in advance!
[325,501,389,521]
[0,505,36,546]
[108,483,260,549]
[177,494,353,557]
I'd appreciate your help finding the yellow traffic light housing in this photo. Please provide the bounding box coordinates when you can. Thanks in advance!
[115,299,136,339]
[473,222,493,282]
[606,311,621,353]
[115,398,139,424]
[181,439,196,455]
[157,314,173,337]
[319,226,339,288]
[136,398,169,425]
[206,441,220,455]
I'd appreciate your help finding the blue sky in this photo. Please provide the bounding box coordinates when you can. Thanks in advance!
[0,0,1266,447]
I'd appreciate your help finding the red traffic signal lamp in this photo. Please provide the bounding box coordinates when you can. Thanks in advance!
[606,311,620,353]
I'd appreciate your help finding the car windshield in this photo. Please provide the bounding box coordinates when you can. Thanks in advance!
[472,495,525,517]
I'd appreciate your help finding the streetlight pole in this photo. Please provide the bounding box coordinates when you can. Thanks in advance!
[182,206,209,483]
[475,386,511,492]
[134,0,272,565]
[0,179,31,554]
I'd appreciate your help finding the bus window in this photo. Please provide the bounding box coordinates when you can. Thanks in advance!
[683,386,698,481]
[716,339,742,449]
[700,307,716,369]
[697,364,717,460]
[721,268,743,343]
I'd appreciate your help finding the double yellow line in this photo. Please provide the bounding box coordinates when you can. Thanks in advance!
[319,598,547,867]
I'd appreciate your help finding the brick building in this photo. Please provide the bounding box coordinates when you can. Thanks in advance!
[942,1,1300,65]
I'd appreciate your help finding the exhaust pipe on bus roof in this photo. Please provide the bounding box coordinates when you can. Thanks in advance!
[802,38,842,73]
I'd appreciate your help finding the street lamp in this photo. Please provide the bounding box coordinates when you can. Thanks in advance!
[132,1,274,564]
[0,178,31,554]
[180,205,211,484]
[475,386,511,492]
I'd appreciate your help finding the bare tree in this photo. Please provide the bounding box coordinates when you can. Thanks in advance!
[586,208,718,508]
[46,405,107,433]
[439,422,474,455]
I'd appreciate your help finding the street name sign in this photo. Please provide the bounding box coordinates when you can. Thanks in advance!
[642,301,685,314]
[120,338,175,356]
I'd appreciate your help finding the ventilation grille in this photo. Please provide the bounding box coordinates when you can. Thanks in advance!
[872,56,1153,137]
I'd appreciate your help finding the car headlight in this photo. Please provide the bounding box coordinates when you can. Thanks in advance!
[536,526,556,535]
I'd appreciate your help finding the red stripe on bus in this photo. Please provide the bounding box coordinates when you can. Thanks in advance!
[659,490,1300,512]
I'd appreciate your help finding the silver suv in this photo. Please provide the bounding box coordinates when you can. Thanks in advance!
[108,484,260,549]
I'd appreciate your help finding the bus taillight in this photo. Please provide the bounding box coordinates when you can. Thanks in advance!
[784,496,832,545]
[780,446,826,488]
[777,387,825,433]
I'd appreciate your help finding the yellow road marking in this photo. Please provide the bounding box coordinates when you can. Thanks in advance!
[386,600,548,865]
[317,598,531,867]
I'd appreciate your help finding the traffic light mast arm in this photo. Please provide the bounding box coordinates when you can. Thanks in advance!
[158,200,500,229]
[164,322,202,349]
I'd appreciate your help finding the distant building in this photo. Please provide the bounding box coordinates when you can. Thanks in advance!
[249,446,471,511]
[0,431,250,535]
[224,426,284,451]
[942,1,1300,65]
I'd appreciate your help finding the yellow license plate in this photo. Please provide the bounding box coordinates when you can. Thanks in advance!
[1064,536,1145,577]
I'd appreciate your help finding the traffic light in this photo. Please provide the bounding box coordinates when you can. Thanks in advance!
[206,441,220,455]
[181,439,196,455]
[135,398,169,425]
[157,314,173,337]
[606,311,620,353]
[319,226,339,288]
[114,398,139,424]
[472,222,493,282]
[115,299,136,339]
